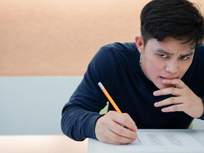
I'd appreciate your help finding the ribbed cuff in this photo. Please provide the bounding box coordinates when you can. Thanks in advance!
[84,113,103,139]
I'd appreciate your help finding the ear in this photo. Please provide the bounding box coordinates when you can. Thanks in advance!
[135,36,145,53]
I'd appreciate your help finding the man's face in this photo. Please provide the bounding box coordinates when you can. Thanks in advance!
[135,37,195,89]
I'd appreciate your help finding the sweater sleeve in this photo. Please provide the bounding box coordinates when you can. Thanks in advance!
[61,45,117,141]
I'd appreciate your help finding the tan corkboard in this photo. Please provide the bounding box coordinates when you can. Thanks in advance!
[0,0,203,76]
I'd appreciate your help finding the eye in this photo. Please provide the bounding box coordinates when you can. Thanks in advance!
[157,54,169,59]
[181,55,192,61]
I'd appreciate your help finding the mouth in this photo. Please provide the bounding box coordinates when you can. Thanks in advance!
[159,76,179,80]
[158,76,180,88]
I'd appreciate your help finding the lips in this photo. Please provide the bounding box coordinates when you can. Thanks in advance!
[159,76,179,80]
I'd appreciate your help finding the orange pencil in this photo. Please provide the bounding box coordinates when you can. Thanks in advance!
[98,82,122,113]
[98,82,141,142]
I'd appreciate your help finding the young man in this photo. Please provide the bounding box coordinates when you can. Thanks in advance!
[61,0,204,144]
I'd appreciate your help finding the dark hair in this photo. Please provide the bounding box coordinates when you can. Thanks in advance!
[141,0,204,46]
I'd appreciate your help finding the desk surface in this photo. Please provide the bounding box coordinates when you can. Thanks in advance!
[1,130,204,153]
[0,135,87,153]
[88,129,204,153]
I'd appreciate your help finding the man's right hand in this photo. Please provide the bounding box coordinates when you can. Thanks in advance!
[95,111,138,144]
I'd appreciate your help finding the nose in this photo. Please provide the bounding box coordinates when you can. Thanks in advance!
[165,60,179,74]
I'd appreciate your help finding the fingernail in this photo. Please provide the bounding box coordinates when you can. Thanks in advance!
[161,109,167,112]
[154,103,158,107]
[153,91,158,96]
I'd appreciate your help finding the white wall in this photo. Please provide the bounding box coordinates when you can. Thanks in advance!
[0,76,203,134]
[0,76,82,134]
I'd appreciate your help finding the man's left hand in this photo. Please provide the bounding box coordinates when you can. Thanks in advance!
[153,79,204,118]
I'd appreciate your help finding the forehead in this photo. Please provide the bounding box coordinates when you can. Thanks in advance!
[146,37,195,54]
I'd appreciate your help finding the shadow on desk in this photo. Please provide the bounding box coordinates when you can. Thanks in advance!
[0,135,88,153]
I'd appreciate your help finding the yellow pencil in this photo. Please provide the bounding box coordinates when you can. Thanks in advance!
[98,82,141,142]
[98,82,122,113]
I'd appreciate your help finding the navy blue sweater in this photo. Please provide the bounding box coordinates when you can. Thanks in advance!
[61,42,204,141]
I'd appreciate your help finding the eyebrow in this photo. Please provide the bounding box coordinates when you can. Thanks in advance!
[155,49,174,56]
[155,49,194,57]
[179,52,194,57]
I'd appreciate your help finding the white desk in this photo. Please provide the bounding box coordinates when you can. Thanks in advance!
[88,129,204,153]
[1,130,204,153]
[0,135,87,153]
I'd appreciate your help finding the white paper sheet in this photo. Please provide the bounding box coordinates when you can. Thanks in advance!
[88,130,204,153]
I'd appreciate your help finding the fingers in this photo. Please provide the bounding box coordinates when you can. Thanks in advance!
[162,79,185,89]
[154,96,184,113]
[153,87,181,96]
[105,128,136,144]
[108,111,137,132]
[161,104,184,112]
[153,79,204,117]
[95,111,138,144]
[154,97,183,107]
[109,119,137,140]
